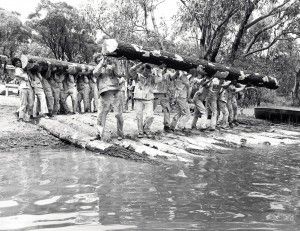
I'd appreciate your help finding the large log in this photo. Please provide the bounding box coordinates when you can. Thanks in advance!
[20,55,95,72]
[102,39,279,89]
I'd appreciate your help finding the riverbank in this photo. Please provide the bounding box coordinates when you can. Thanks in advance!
[1,95,300,163]
[0,96,63,151]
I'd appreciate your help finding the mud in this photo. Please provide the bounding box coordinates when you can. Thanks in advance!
[0,105,63,151]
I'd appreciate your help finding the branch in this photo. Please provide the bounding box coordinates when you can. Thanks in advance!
[244,15,285,54]
[153,0,166,8]
[179,0,203,30]
[204,8,237,59]
[245,0,290,30]
[244,37,279,57]
[96,21,112,38]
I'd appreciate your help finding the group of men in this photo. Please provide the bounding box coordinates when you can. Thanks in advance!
[12,57,102,121]
[12,53,245,141]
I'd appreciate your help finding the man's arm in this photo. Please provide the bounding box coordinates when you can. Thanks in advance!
[14,68,28,81]
[129,62,143,78]
[235,84,246,93]
[93,57,105,77]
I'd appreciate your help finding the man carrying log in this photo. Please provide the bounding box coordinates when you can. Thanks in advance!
[63,65,78,114]
[88,66,98,113]
[206,77,221,131]
[129,62,160,138]
[191,68,209,130]
[77,66,90,113]
[41,63,55,117]
[93,54,124,141]
[49,66,61,115]
[154,65,176,133]
[27,63,49,118]
[12,57,34,122]
[227,81,246,128]
[217,81,231,129]
[169,71,191,133]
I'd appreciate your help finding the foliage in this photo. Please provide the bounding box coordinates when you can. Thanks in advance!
[27,0,96,62]
[81,0,170,50]
[0,9,30,58]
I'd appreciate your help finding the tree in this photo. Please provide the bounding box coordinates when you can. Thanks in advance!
[0,9,30,58]
[27,0,95,62]
[176,0,240,61]
[80,0,170,50]
[176,0,300,65]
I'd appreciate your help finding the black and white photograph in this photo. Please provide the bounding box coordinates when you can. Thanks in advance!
[0,0,299,230]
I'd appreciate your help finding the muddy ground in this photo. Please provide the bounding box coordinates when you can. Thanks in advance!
[0,96,63,151]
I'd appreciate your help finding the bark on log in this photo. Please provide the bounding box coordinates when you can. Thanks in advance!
[21,55,94,72]
[102,39,279,89]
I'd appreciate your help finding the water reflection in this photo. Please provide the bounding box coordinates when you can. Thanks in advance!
[0,146,299,230]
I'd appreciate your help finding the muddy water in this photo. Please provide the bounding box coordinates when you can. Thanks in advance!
[0,146,299,231]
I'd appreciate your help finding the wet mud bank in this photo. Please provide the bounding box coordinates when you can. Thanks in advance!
[0,105,63,151]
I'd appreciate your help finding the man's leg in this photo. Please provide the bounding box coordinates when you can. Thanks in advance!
[27,88,34,119]
[207,99,218,130]
[18,89,28,120]
[70,89,78,113]
[191,108,200,129]
[232,96,238,124]
[45,90,54,115]
[135,99,144,135]
[218,101,229,128]
[192,98,206,129]
[125,90,129,111]
[90,85,98,112]
[93,87,99,113]
[77,91,83,113]
[51,88,60,115]
[131,93,134,110]
[170,99,181,130]
[160,97,171,130]
[227,99,234,127]
[60,90,69,114]
[36,89,48,115]
[96,92,110,139]
[83,87,90,112]
[143,100,154,134]
[176,97,190,130]
[113,91,124,138]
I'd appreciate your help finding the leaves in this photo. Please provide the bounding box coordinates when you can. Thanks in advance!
[27,0,95,62]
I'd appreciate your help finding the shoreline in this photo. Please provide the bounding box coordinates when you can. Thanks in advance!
[1,95,300,163]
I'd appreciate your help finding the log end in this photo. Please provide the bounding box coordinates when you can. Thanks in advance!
[102,39,119,55]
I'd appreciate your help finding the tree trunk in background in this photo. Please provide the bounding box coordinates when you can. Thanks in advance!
[150,8,165,51]
[102,39,279,89]
[228,1,254,64]
[292,70,300,106]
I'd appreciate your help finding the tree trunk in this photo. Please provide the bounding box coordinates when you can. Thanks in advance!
[228,1,254,64]
[150,7,165,50]
[102,39,279,89]
[292,70,300,106]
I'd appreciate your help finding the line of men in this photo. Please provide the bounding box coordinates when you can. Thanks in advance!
[12,54,245,141]
[12,57,102,121]
[93,54,245,140]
